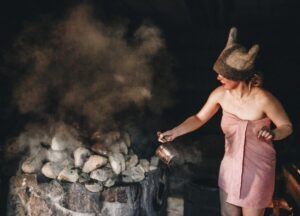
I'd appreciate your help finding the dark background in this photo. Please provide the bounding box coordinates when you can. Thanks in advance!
[0,0,300,213]
[1,0,300,136]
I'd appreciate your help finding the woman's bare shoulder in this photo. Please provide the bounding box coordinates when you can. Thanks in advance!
[212,86,226,94]
[209,86,226,101]
[254,87,278,105]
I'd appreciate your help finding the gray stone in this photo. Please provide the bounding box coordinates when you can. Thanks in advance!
[85,181,103,193]
[82,155,108,173]
[104,178,116,188]
[122,165,145,182]
[21,150,46,174]
[101,185,140,216]
[91,143,109,157]
[65,183,102,214]
[139,159,150,172]
[78,172,91,183]
[28,195,54,216]
[57,167,79,183]
[7,175,38,216]
[74,147,91,168]
[125,154,139,169]
[7,167,167,216]
[90,168,114,182]
[46,149,70,163]
[39,180,65,203]
[109,153,125,175]
[7,175,64,216]
[108,140,128,155]
[42,161,65,179]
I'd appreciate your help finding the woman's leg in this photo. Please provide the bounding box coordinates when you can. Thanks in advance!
[219,189,242,216]
[242,207,265,216]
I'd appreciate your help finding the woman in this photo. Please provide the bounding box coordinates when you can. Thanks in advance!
[157,27,293,216]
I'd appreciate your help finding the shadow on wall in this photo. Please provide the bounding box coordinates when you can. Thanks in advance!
[166,134,224,197]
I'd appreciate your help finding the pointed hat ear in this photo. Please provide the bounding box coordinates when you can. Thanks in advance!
[247,44,260,61]
[226,27,238,47]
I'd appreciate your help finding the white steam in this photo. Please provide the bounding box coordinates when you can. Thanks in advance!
[13,4,175,130]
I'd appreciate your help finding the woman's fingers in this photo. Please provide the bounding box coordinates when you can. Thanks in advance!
[266,134,273,141]
[157,131,165,142]
[258,127,274,141]
[157,131,162,137]
[157,131,166,143]
[158,135,166,143]
[157,131,173,143]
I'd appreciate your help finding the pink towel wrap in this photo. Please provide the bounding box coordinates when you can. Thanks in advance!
[218,111,276,209]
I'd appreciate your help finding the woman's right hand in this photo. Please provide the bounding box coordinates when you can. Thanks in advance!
[157,131,176,143]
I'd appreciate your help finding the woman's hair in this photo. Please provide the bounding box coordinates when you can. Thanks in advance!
[246,72,263,88]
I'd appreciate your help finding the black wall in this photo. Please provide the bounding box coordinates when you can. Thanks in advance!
[1,0,300,135]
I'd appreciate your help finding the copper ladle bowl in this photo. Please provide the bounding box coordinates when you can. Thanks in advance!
[155,144,176,165]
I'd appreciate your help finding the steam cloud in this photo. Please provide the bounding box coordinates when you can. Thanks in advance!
[13,4,175,131]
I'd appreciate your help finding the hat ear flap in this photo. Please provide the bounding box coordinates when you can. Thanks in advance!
[226,27,238,47]
[247,44,260,61]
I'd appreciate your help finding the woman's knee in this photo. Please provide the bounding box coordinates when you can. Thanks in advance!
[219,189,241,216]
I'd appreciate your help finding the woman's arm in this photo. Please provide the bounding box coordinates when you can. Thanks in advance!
[259,90,293,141]
[158,87,223,143]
